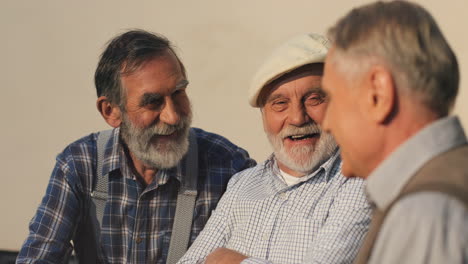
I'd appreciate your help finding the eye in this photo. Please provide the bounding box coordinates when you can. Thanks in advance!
[139,93,165,110]
[305,93,326,107]
[146,98,165,110]
[271,100,288,111]
[172,88,188,99]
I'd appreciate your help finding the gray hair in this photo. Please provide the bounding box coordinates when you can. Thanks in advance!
[327,1,459,116]
[94,29,186,110]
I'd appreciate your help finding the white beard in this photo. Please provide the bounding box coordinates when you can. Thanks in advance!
[120,111,192,169]
[266,123,337,174]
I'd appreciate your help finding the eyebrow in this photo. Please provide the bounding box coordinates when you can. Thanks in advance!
[176,79,189,90]
[139,79,189,107]
[266,93,285,103]
[139,93,163,107]
[305,87,326,97]
[266,87,324,103]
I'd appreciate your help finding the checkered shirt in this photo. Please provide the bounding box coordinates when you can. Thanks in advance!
[179,151,371,264]
[17,127,255,263]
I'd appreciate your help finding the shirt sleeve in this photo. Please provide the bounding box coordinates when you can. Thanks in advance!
[369,192,468,264]
[232,146,257,173]
[178,173,244,264]
[17,152,82,263]
[303,177,372,264]
[241,257,273,264]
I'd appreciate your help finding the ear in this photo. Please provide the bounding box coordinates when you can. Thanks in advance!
[364,66,396,124]
[96,96,122,128]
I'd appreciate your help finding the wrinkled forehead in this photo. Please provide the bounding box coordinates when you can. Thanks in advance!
[259,63,324,105]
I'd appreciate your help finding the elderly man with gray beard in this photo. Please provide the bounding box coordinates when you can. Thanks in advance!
[17,30,255,264]
[178,34,371,264]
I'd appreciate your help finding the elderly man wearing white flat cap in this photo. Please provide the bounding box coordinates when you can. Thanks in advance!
[178,34,371,264]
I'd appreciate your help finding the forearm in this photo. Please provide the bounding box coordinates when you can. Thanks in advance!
[17,162,80,262]
[204,248,278,264]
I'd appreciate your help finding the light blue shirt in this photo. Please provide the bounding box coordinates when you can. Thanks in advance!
[179,151,371,264]
[367,116,468,264]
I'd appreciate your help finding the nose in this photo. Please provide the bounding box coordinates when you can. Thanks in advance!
[288,102,310,126]
[160,97,180,125]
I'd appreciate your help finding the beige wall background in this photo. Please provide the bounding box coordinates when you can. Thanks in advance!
[1,0,466,250]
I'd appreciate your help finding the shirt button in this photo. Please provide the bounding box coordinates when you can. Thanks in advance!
[135,236,143,244]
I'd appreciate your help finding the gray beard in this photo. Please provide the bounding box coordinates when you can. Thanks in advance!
[120,112,192,169]
[266,123,337,174]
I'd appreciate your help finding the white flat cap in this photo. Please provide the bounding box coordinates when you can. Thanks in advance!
[249,33,331,107]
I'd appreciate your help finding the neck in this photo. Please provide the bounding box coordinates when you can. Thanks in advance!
[128,151,158,186]
[277,161,306,177]
[363,102,439,178]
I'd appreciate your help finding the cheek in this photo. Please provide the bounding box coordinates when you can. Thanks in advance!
[127,110,160,128]
[328,99,352,137]
[177,96,191,116]
[335,112,367,177]
[306,103,328,124]
[334,112,357,149]
[262,110,285,135]
[340,155,356,178]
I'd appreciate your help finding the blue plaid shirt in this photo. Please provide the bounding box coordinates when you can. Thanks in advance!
[17,127,255,263]
[179,151,371,264]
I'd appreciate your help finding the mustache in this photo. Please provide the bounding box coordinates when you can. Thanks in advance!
[278,123,321,139]
[147,114,192,136]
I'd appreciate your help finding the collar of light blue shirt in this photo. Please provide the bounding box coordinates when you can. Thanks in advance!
[366,115,468,210]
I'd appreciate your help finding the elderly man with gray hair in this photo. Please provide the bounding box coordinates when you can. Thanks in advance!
[17,30,256,264]
[322,1,468,263]
[178,33,371,264]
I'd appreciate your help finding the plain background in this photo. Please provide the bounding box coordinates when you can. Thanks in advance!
[1,0,466,251]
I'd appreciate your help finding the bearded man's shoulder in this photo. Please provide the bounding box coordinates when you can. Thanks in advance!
[50,130,115,196]
[58,131,101,157]
[190,127,256,167]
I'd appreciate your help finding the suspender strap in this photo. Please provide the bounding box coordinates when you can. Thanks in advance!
[88,129,113,262]
[166,129,199,264]
[86,129,198,263]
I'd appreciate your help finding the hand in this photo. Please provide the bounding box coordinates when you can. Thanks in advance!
[205,247,248,264]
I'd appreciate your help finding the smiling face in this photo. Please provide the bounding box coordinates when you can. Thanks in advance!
[119,49,192,169]
[321,48,375,178]
[261,64,337,176]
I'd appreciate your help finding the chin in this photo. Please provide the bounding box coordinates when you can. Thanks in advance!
[342,162,370,179]
[341,169,355,178]
[341,161,356,178]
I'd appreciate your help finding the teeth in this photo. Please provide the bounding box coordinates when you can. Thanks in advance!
[287,133,319,140]
[290,135,305,139]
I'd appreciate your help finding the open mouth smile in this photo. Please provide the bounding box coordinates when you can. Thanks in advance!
[286,133,320,141]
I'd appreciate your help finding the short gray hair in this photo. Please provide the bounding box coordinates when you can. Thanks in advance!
[327,1,459,116]
[95,29,186,111]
